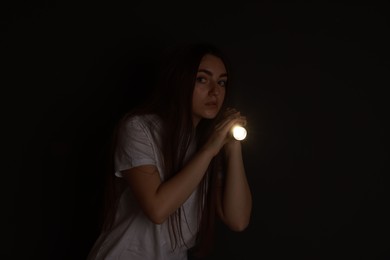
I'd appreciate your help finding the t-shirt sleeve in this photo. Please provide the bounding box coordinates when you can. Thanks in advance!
[114,117,157,177]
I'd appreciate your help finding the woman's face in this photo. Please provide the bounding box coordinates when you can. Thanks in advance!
[192,54,227,126]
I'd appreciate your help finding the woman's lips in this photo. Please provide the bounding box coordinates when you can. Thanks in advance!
[205,104,218,109]
[205,101,217,106]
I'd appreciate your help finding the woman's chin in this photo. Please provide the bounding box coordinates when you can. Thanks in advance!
[202,112,218,119]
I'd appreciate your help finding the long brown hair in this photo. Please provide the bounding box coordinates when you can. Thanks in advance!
[101,42,232,257]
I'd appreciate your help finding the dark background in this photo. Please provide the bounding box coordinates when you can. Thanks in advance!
[3,1,389,259]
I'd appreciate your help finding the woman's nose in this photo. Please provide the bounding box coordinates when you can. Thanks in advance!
[209,82,220,95]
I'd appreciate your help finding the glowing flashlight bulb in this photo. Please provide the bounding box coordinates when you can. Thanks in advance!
[232,125,247,141]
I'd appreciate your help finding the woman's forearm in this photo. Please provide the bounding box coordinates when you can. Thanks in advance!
[154,147,214,221]
[220,141,252,231]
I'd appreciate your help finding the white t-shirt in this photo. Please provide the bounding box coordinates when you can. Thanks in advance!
[87,114,201,260]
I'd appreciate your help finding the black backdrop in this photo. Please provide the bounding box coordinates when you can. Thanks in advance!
[3,1,390,259]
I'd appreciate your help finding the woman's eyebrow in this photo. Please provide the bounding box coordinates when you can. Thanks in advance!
[198,69,227,78]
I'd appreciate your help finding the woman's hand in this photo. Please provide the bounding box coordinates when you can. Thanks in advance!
[202,108,247,157]
[223,108,247,154]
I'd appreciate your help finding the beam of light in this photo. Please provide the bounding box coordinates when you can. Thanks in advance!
[232,125,247,141]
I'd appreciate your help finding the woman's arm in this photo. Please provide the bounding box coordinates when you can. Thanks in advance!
[216,140,252,231]
[122,146,215,224]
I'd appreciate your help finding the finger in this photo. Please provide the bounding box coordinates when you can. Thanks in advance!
[219,117,245,135]
[223,107,239,117]
[217,113,245,131]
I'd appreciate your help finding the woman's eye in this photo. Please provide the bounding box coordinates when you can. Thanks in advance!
[196,77,207,83]
[218,80,227,87]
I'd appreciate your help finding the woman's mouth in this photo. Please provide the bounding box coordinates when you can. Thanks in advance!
[205,101,217,107]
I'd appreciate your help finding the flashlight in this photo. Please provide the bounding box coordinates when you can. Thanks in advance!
[231,125,247,141]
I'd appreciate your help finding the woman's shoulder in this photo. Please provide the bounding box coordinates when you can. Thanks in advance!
[122,113,162,130]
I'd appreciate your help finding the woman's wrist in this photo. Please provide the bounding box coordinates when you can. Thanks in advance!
[224,140,241,157]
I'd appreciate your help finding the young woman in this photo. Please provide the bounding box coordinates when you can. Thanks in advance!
[87,43,252,260]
